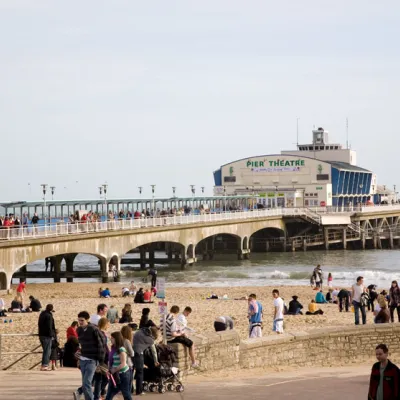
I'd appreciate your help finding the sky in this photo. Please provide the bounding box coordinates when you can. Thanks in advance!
[1,0,399,201]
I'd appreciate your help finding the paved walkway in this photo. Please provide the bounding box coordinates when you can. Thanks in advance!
[0,365,371,399]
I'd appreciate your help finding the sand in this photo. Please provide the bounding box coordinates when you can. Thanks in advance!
[0,282,369,369]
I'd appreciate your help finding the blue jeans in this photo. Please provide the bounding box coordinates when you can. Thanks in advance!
[106,370,132,400]
[93,372,108,400]
[80,359,98,400]
[39,336,52,367]
[353,300,366,325]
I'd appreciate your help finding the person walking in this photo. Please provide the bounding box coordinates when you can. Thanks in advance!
[38,304,56,371]
[352,276,367,325]
[105,332,132,400]
[74,311,106,400]
[368,344,400,400]
[313,265,323,290]
[148,267,157,288]
[272,289,284,334]
[247,294,263,338]
[389,281,400,323]
[93,317,110,400]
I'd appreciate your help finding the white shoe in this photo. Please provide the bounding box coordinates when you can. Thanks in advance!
[72,391,80,400]
[191,362,199,368]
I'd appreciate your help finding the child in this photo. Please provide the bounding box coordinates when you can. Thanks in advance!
[50,329,61,370]
[328,273,333,288]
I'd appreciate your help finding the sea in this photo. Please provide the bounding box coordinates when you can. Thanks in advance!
[12,250,400,289]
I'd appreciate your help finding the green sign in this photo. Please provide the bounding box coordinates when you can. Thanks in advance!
[316,187,323,190]
[246,159,305,168]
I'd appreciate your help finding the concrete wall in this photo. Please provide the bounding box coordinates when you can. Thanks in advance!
[172,324,400,375]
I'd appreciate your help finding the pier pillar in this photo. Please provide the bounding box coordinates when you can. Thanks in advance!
[180,247,187,270]
[19,265,27,283]
[291,239,296,252]
[140,248,146,270]
[324,228,330,250]
[389,232,394,249]
[303,239,307,251]
[100,259,111,283]
[377,236,382,250]
[266,241,270,252]
[342,228,347,250]
[202,240,208,261]
[149,245,155,268]
[0,271,10,291]
[282,238,287,252]
[361,233,366,250]
[207,237,215,260]
[53,255,63,283]
[64,253,77,283]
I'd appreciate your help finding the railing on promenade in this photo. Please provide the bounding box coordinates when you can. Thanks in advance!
[0,333,42,370]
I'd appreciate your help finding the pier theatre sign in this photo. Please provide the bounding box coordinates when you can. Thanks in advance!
[246,158,305,173]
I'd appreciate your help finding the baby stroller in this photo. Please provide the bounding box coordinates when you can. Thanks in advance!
[142,343,184,393]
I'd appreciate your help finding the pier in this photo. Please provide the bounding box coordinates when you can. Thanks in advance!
[1,205,400,290]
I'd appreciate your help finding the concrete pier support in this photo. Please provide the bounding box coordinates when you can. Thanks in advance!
[342,228,347,250]
[389,232,394,249]
[100,259,112,283]
[52,255,63,283]
[140,248,146,269]
[19,265,27,283]
[180,248,187,270]
[64,253,77,283]
[303,239,307,252]
[149,246,155,268]
[324,228,329,250]
[361,233,366,250]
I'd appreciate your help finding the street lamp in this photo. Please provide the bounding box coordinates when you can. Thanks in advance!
[172,186,176,197]
[102,183,108,214]
[50,186,56,201]
[150,185,156,215]
[223,185,227,211]
[201,186,205,194]
[41,184,48,226]
[190,185,195,209]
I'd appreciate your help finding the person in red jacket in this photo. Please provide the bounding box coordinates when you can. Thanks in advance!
[369,344,400,400]
[66,321,78,340]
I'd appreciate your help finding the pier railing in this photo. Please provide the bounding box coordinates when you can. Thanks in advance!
[1,204,400,243]
[0,208,301,242]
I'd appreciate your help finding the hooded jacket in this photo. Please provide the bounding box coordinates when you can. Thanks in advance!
[368,360,400,400]
[77,323,106,362]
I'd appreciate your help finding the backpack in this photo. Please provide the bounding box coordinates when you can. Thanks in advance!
[360,292,370,307]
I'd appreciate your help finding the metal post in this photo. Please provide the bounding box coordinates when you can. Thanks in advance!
[41,184,48,233]
[151,185,156,215]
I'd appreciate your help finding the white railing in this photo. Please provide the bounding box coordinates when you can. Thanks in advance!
[2,205,400,243]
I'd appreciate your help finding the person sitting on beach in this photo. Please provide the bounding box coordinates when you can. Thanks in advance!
[139,308,156,329]
[63,336,79,368]
[119,303,133,323]
[315,290,328,304]
[9,295,24,312]
[0,298,7,317]
[306,300,324,315]
[143,289,153,303]
[375,296,390,324]
[287,296,303,315]
[206,294,219,299]
[326,289,333,303]
[107,305,119,323]
[100,288,111,298]
[66,321,78,340]
[214,316,234,332]
[122,287,130,297]
[29,295,42,312]
[98,287,103,298]
[331,288,339,304]
[134,288,145,304]
[90,303,108,326]
[129,281,137,296]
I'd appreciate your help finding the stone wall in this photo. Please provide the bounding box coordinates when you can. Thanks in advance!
[171,324,400,375]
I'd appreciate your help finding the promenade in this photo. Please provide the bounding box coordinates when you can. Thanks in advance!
[0,365,370,399]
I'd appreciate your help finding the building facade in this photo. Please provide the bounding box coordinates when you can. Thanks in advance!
[213,128,374,208]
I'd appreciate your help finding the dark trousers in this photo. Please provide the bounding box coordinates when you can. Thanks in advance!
[338,296,349,312]
[93,372,108,400]
[105,370,132,400]
[368,299,375,312]
[390,305,400,323]
[151,277,156,288]
[134,353,144,395]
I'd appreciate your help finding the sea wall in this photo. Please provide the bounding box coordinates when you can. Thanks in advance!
[171,324,400,375]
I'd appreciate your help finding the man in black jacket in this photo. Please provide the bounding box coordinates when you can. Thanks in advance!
[38,304,56,371]
[74,311,106,400]
[29,296,42,312]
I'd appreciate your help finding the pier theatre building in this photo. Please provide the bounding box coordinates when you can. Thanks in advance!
[213,128,375,208]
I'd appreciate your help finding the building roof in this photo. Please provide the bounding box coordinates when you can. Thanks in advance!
[328,161,371,173]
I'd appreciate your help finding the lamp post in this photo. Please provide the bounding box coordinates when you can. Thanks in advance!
[150,185,156,215]
[190,185,195,209]
[41,184,48,227]
[394,185,397,203]
[50,186,56,201]
[201,186,205,194]
[223,185,227,211]
[102,183,108,215]
[359,184,363,205]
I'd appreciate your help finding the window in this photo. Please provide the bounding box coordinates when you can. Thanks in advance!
[224,176,236,182]
[317,174,329,181]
